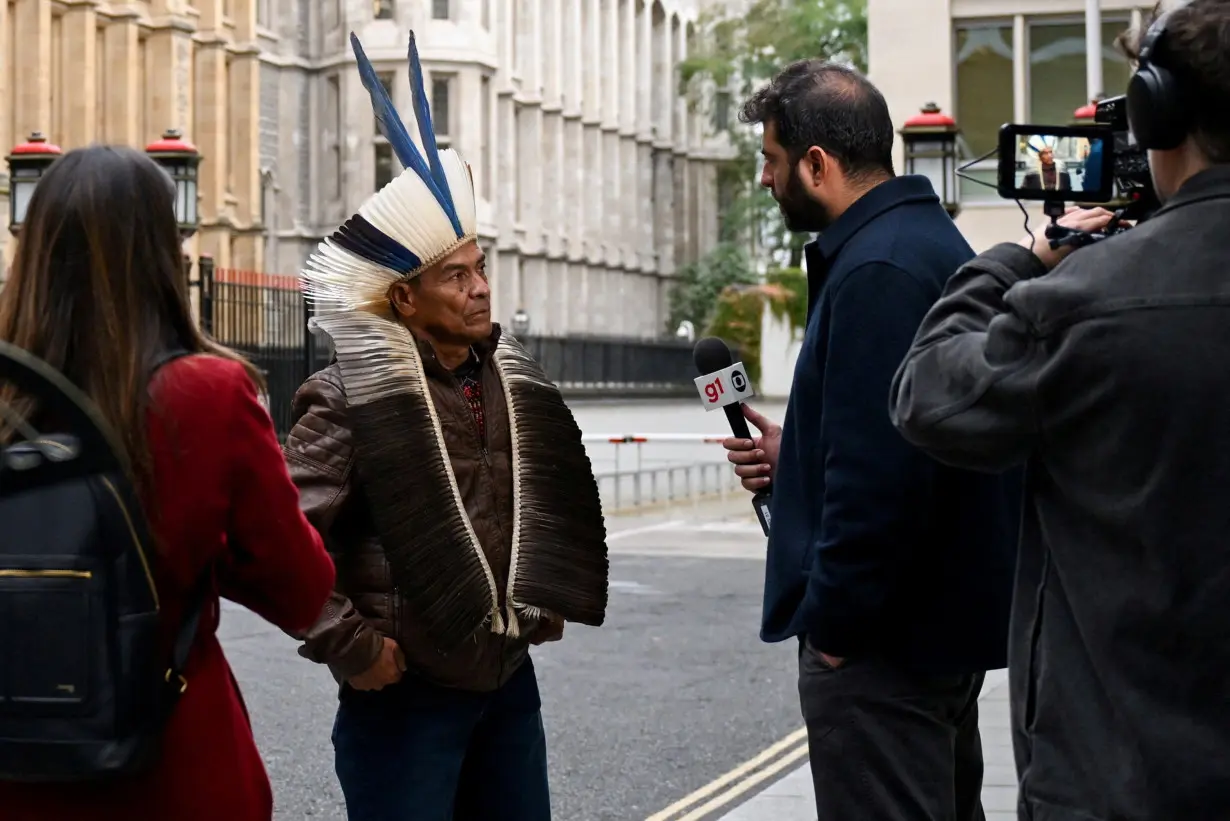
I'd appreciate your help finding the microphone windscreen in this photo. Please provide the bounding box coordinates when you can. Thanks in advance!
[693,336,734,375]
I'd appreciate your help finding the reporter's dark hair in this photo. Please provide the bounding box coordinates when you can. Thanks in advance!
[0,145,265,498]
[739,60,895,181]
[1118,0,1230,162]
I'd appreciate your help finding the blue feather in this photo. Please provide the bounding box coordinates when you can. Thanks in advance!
[349,32,449,207]
[332,215,422,274]
[407,31,462,236]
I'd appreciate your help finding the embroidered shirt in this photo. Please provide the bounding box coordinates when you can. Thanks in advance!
[453,351,485,443]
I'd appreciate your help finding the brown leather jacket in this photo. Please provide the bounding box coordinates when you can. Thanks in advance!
[283,334,530,692]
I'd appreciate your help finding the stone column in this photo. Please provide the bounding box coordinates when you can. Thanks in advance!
[194,30,229,265]
[14,0,53,141]
[99,9,141,146]
[639,1,652,136]
[143,15,197,139]
[605,0,619,124]
[622,0,636,133]
[229,41,262,271]
[57,2,97,148]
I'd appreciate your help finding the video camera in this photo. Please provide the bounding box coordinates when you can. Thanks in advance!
[996,94,1160,251]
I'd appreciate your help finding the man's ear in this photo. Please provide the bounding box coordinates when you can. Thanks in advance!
[797,146,828,191]
[388,279,417,320]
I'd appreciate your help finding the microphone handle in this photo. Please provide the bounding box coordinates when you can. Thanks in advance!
[723,402,753,441]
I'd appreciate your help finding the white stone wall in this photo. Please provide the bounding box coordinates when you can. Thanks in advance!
[259,0,729,339]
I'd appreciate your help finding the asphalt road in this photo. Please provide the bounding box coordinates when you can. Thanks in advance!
[220,504,802,821]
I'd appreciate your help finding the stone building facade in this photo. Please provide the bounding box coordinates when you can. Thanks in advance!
[0,0,266,271]
[260,0,729,338]
[1,0,727,338]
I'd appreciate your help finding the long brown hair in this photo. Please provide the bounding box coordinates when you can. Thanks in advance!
[0,145,263,494]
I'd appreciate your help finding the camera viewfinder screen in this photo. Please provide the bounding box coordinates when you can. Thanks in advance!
[1016,134,1104,194]
[997,125,1115,202]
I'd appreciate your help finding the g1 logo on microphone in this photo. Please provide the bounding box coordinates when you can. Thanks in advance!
[694,362,756,411]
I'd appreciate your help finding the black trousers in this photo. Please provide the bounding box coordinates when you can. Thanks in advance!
[798,639,986,821]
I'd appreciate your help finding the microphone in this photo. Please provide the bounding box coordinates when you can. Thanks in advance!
[692,337,772,536]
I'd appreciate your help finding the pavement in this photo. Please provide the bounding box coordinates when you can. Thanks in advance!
[221,496,1020,821]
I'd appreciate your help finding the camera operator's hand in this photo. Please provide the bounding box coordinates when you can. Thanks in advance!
[1019,206,1116,271]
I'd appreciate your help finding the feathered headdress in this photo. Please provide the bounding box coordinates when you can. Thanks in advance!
[301,31,478,318]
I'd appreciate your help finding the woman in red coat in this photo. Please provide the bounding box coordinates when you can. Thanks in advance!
[0,147,335,818]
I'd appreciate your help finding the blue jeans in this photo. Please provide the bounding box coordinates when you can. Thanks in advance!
[331,658,550,821]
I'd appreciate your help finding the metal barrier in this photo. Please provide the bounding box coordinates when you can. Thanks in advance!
[581,433,742,511]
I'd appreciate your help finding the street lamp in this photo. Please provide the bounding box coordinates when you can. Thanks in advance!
[900,103,960,218]
[511,308,531,336]
[7,132,62,234]
[145,129,202,238]
[675,320,695,342]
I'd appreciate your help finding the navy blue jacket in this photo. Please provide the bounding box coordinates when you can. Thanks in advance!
[761,175,1018,674]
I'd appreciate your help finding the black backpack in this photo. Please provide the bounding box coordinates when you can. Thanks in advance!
[0,343,208,782]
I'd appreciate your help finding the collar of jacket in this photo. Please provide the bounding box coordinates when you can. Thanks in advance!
[1153,165,1230,219]
[410,323,503,379]
[808,174,941,265]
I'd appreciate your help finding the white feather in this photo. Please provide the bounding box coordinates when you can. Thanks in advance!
[299,149,479,321]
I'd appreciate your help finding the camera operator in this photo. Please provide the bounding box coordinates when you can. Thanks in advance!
[889,1,1230,818]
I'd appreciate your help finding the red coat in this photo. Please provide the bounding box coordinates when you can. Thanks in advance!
[0,355,335,820]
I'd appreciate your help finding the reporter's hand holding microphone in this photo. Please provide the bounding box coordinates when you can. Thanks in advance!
[722,406,781,492]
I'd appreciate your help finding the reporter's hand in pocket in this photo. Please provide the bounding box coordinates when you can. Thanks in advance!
[348,637,406,691]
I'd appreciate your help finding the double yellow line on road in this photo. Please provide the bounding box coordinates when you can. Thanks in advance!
[644,727,809,821]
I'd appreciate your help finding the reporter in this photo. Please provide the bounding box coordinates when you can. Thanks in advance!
[890,3,1230,818]
[0,146,335,820]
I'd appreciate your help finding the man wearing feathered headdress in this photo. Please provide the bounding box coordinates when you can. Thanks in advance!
[283,31,609,821]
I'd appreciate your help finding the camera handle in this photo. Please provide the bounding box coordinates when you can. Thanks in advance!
[1042,198,1129,251]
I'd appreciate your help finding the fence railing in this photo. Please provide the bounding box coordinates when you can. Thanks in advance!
[581,433,742,512]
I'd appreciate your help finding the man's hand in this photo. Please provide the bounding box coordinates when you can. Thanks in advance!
[529,614,565,646]
[1019,206,1116,270]
[348,636,406,691]
[722,405,782,492]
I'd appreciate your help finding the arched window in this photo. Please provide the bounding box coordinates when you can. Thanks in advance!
[373,0,394,20]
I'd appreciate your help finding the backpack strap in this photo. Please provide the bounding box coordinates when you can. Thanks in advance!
[148,346,212,715]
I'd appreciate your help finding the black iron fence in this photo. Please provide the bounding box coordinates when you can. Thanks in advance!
[192,259,702,440]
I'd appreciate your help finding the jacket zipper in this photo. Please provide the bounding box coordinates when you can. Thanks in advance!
[0,569,92,580]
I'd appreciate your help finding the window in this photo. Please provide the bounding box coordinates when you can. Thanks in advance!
[711,89,731,133]
[482,0,490,29]
[432,0,449,20]
[375,72,394,132]
[373,0,394,19]
[1029,21,1132,127]
[327,74,342,198]
[432,76,452,147]
[375,143,395,191]
[955,25,1014,158]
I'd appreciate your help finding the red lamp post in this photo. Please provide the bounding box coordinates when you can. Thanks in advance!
[144,129,202,238]
[7,132,63,234]
[900,103,961,218]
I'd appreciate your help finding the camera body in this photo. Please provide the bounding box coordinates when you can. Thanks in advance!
[1093,94,1161,219]
[994,95,1159,220]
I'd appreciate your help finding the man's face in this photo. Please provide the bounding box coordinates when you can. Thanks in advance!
[390,240,492,345]
[760,120,832,233]
[1038,147,1055,168]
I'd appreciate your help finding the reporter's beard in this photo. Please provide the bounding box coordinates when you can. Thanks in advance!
[777,172,832,233]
